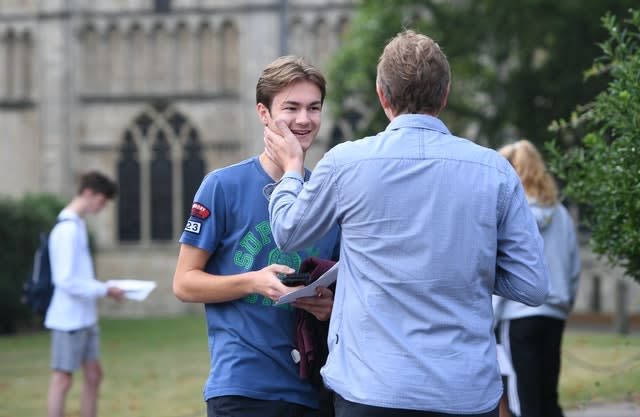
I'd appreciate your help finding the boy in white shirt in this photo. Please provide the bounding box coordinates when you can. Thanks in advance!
[45,171,124,417]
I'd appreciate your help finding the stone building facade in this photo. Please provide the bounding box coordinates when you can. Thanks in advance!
[1,0,637,319]
[0,0,355,316]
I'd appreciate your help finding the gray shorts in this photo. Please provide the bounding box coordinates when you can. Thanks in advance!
[50,324,100,372]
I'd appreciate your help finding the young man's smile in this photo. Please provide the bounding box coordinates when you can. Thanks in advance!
[257,80,322,153]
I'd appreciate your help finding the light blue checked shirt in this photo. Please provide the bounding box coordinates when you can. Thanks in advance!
[269,114,549,414]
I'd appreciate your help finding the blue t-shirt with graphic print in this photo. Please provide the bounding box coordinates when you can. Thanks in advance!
[179,156,340,408]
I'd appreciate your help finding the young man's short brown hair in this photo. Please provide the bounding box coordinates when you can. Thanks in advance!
[256,55,326,110]
[78,171,118,199]
[377,30,451,116]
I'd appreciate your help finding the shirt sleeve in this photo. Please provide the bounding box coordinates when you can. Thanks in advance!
[49,222,108,298]
[179,172,225,253]
[494,176,550,306]
[269,153,341,252]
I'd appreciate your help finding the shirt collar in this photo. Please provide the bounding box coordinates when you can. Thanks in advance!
[385,114,451,136]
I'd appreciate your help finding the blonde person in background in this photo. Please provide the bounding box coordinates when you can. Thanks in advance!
[494,140,581,417]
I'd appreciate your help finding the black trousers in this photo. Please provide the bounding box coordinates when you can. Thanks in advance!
[334,394,499,417]
[207,396,317,417]
[508,316,566,417]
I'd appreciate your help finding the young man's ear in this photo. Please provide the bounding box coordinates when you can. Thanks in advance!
[256,103,270,126]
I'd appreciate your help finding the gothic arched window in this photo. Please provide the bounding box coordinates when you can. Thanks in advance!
[150,130,173,240]
[118,130,141,241]
[117,103,205,243]
[1,29,33,100]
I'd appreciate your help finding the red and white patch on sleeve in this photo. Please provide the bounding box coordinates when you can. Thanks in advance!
[191,202,210,220]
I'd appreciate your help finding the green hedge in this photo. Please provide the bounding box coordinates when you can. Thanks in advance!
[0,193,65,334]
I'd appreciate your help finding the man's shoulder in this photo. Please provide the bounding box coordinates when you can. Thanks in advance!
[326,135,377,163]
[446,138,514,172]
[193,157,268,215]
[551,202,577,228]
[209,157,255,177]
[200,157,258,187]
[52,212,82,232]
[49,217,83,247]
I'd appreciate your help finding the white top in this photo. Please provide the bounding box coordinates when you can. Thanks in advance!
[44,209,108,331]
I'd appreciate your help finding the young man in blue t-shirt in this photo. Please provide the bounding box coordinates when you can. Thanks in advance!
[173,56,340,417]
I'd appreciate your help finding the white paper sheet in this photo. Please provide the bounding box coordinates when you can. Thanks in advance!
[106,279,157,301]
[275,262,339,305]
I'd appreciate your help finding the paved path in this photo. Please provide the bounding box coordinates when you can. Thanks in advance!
[565,401,639,417]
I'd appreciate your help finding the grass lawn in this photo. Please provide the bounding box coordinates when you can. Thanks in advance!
[561,329,640,408]
[0,316,208,417]
[0,316,638,417]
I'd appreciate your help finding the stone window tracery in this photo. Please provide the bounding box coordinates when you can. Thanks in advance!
[117,102,205,243]
[78,19,240,98]
[0,28,32,102]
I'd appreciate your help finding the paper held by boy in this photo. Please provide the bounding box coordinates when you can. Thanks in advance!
[105,279,157,301]
[275,262,339,305]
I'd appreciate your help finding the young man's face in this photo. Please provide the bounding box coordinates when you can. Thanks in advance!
[85,190,110,214]
[257,80,323,153]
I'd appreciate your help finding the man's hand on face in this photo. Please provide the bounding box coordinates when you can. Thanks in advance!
[264,119,304,174]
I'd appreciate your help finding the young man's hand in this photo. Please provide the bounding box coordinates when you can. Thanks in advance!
[252,264,296,302]
[264,120,304,174]
[107,286,125,301]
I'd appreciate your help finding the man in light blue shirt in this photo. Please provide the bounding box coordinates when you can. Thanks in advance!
[264,30,549,417]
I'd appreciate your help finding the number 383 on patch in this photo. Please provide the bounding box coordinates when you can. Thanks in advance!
[184,220,201,234]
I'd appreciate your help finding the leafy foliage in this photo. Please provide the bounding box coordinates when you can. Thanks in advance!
[547,9,640,283]
[328,0,630,149]
[0,193,65,333]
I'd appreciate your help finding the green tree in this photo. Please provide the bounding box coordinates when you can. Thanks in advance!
[328,0,630,149]
[547,9,640,283]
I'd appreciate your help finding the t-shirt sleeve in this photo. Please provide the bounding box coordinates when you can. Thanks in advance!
[179,173,226,253]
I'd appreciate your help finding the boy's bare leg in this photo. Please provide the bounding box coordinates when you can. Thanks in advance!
[47,370,73,417]
[81,360,103,417]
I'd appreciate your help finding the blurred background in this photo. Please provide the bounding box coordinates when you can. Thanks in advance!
[0,0,637,330]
